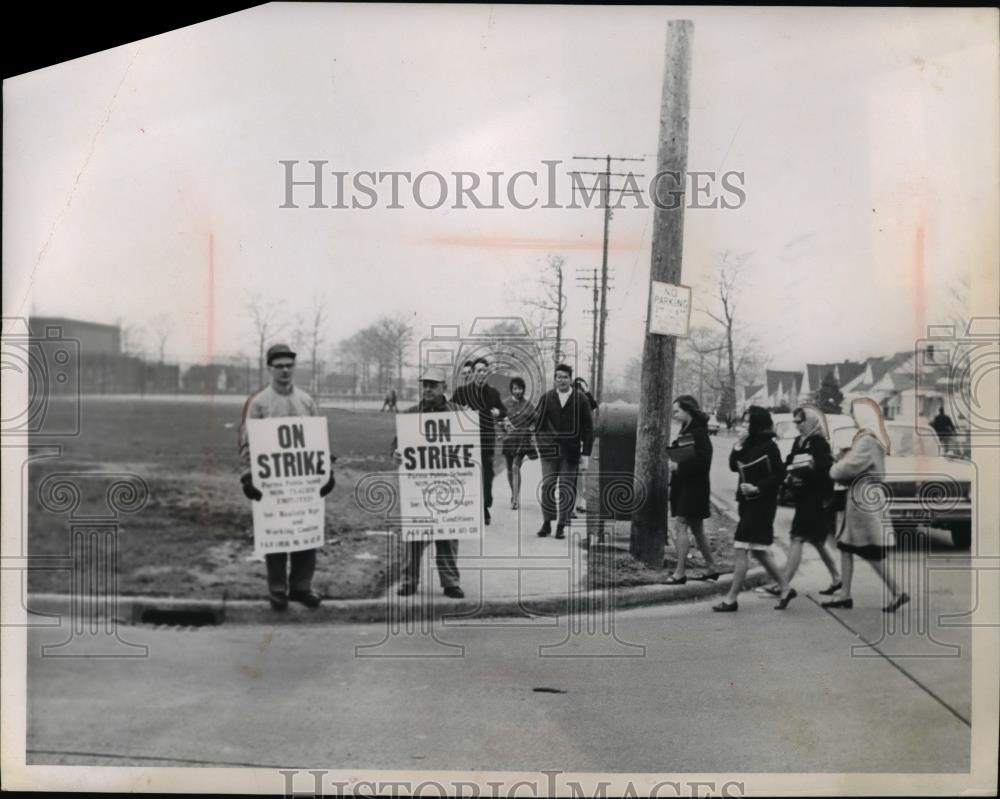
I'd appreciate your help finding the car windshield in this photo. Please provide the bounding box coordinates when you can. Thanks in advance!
[830,424,942,457]
[775,421,798,439]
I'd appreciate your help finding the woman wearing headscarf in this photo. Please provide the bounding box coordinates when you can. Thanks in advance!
[822,398,909,612]
[665,395,721,583]
[778,406,842,595]
[714,406,794,611]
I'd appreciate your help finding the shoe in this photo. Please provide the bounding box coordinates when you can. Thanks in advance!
[712,600,738,612]
[444,586,465,599]
[882,592,910,613]
[288,589,322,608]
[761,584,782,596]
[818,581,843,596]
[555,525,566,539]
[774,588,798,610]
[536,523,552,538]
[268,591,288,611]
[664,575,687,585]
[821,597,853,609]
[484,509,491,526]
[397,584,417,596]
[511,500,518,510]
[694,571,721,582]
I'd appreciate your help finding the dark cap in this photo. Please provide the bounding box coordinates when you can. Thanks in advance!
[266,344,297,364]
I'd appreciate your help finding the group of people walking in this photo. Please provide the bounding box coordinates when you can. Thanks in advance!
[240,340,911,614]
[392,358,596,598]
[667,394,910,613]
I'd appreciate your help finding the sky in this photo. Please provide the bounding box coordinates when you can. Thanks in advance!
[4,4,998,382]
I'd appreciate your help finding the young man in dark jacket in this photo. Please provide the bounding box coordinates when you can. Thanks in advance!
[533,363,594,539]
[451,356,509,525]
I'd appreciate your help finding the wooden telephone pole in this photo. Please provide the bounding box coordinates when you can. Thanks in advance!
[630,20,693,568]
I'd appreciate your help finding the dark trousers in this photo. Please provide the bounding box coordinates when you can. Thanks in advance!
[265,549,316,593]
[540,456,579,525]
[401,540,460,589]
[481,441,495,510]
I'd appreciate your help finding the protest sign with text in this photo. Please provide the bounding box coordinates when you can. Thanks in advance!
[247,416,330,555]
[396,411,482,542]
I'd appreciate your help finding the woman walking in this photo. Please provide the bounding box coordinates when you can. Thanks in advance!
[778,406,842,595]
[666,395,721,584]
[822,398,909,612]
[502,377,536,510]
[714,406,795,612]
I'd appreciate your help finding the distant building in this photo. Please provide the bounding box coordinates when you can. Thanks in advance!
[765,369,803,409]
[29,316,120,356]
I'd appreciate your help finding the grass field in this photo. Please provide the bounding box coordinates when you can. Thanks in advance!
[28,398,403,599]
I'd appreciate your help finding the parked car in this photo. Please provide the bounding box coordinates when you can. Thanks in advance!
[829,419,974,549]
[706,414,720,436]
[774,412,852,505]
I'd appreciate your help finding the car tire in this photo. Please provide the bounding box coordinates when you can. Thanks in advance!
[950,523,971,551]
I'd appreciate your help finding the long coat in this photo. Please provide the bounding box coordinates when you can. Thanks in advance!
[829,431,890,549]
[669,417,713,520]
[786,434,834,543]
[729,432,785,545]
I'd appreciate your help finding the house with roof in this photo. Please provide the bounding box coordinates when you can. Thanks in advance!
[800,360,866,406]
[841,348,950,420]
[765,369,803,409]
[738,383,766,413]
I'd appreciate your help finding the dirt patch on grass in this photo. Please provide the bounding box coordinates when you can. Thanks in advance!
[588,504,740,588]
[27,399,408,599]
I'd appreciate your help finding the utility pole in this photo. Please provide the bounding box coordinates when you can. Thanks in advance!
[575,267,602,390]
[569,155,644,404]
[630,20,693,568]
[555,258,564,365]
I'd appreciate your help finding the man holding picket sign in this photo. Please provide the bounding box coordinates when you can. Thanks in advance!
[392,365,483,599]
[238,343,335,610]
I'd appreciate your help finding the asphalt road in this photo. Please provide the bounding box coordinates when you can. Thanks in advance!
[25,546,972,775]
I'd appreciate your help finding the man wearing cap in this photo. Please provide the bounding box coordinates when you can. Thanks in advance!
[238,343,336,610]
[451,356,510,526]
[392,366,464,598]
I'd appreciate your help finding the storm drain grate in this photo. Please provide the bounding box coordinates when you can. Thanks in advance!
[532,687,567,694]
[139,608,220,627]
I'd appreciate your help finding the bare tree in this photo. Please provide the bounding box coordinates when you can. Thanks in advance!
[374,314,414,389]
[114,316,147,358]
[246,296,286,387]
[520,254,568,366]
[697,250,751,422]
[305,298,328,395]
[149,314,173,364]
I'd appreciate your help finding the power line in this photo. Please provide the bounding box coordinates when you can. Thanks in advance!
[568,154,645,404]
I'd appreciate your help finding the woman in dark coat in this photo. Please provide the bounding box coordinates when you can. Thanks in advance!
[666,395,720,583]
[714,406,794,611]
[778,406,842,595]
[502,376,536,510]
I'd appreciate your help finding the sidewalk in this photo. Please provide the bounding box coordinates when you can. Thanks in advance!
[26,459,768,626]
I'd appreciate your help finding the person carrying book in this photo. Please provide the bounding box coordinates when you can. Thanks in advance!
[713,405,794,612]
[665,395,721,583]
[775,406,842,596]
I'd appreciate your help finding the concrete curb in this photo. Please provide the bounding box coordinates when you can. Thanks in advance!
[25,566,773,627]
[23,497,770,626]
